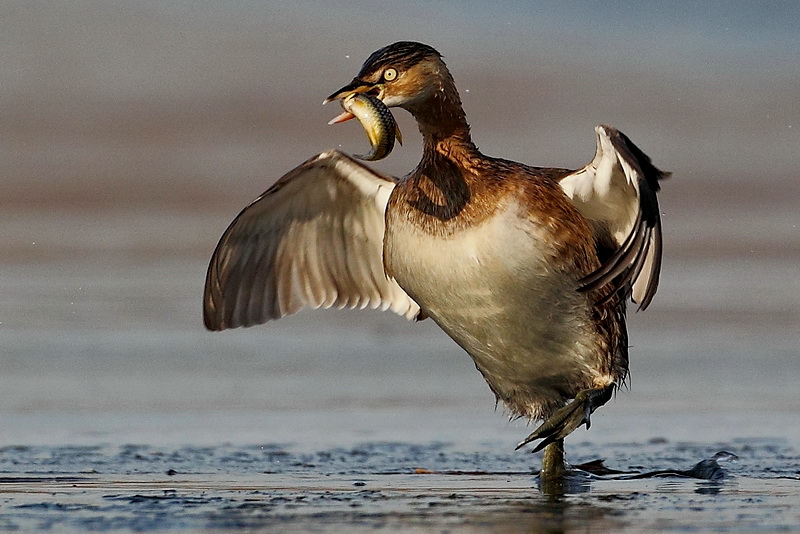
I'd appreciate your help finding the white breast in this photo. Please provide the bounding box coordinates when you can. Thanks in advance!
[385,199,611,418]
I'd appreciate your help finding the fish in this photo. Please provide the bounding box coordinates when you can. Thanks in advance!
[329,93,402,161]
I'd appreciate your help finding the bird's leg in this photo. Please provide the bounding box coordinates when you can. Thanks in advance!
[540,438,567,478]
[516,384,615,453]
[537,438,570,495]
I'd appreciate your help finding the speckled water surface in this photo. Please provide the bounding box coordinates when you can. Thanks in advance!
[1,436,799,532]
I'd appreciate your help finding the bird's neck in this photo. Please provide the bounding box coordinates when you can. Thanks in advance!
[398,79,500,229]
[407,78,476,155]
[407,73,483,178]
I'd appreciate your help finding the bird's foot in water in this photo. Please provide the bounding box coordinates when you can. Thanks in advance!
[516,385,615,453]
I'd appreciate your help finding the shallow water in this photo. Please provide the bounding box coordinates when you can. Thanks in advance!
[2,434,799,532]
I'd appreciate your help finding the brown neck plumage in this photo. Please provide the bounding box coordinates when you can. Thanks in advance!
[400,67,493,227]
[406,66,474,149]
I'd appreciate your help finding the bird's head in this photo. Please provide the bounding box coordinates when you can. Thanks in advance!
[324,41,446,112]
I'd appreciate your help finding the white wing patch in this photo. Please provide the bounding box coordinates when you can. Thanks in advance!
[204,150,420,330]
[560,125,669,310]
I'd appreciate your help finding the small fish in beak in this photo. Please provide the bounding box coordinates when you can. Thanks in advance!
[333,93,402,161]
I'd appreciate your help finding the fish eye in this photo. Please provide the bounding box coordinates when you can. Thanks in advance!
[383,68,398,81]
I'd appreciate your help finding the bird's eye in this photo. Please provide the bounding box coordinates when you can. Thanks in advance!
[383,68,398,81]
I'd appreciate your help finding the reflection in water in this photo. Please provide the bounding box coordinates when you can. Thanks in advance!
[467,498,627,534]
[537,469,593,496]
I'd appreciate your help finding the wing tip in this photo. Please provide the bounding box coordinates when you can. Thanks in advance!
[594,124,670,183]
[203,311,225,331]
[202,276,230,331]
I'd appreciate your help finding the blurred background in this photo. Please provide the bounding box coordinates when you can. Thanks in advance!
[1,1,798,449]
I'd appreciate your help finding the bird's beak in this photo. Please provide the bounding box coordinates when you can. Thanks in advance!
[323,79,380,105]
[323,79,382,124]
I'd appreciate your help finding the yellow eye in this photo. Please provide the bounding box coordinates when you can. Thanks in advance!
[383,68,397,81]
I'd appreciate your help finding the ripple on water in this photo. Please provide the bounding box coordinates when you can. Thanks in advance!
[0,437,799,532]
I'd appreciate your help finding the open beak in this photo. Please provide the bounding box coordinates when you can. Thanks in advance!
[323,79,382,124]
[323,79,380,105]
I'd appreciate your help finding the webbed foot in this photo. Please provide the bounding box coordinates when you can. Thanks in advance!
[516,384,615,453]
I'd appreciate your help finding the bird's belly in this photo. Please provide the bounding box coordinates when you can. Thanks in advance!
[386,205,605,418]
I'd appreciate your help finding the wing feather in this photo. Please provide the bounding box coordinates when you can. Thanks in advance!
[203,150,420,330]
[560,125,669,310]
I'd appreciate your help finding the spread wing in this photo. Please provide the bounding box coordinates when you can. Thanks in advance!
[203,150,420,331]
[559,125,670,310]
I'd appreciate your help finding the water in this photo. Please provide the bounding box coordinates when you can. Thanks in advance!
[1,2,800,532]
[1,436,798,532]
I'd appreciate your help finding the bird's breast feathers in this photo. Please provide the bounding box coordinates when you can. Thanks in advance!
[384,196,606,417]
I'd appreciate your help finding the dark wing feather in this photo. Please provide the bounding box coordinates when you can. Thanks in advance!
[559,125,669,310]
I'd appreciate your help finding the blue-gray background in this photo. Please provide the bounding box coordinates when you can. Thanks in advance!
[1,1,798,449]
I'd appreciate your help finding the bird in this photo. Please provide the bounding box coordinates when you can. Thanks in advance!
[202,41,668,480]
